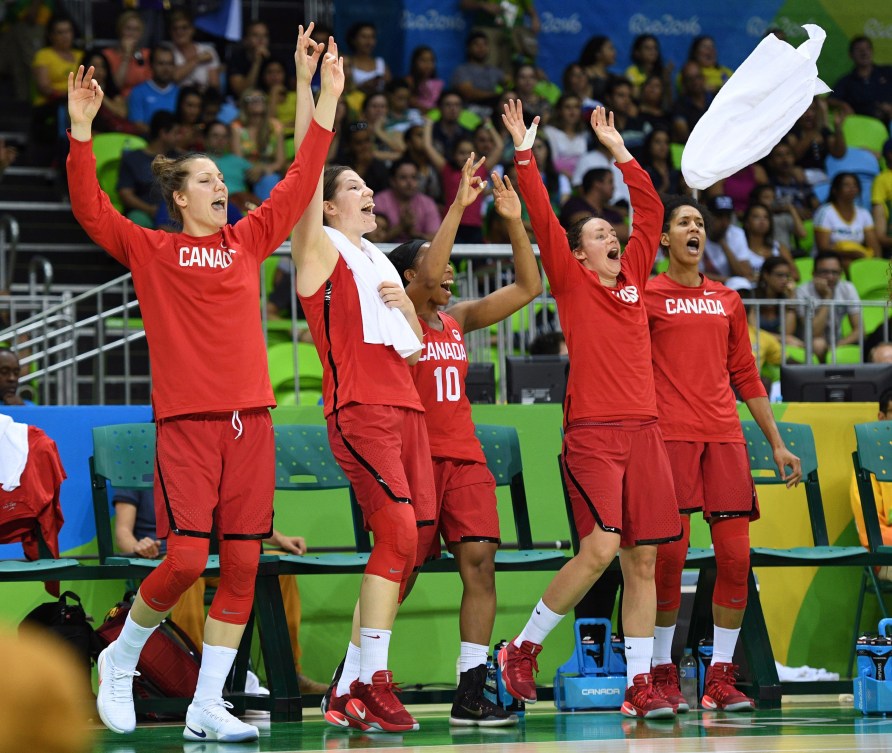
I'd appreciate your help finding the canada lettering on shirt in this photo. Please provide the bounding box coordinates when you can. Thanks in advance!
[178,245,237,268]
[664,295,727,316]
[418,330,468,363]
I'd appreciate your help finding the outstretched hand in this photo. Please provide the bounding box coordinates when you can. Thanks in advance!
[319,37,345,99]
[294,23,324,84]
[68,66,103,129]
[502,99,539,150]
[453,153,487,209]
[491,172,521,220]
[589,106,624,154]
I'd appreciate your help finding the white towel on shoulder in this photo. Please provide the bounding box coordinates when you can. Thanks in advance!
[682,24,830,190]
[324,227,422,359]
[0,413,29,492]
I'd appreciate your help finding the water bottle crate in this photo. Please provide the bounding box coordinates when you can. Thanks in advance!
[553,619,626,711]
[487,640,526,718]
[696,639,713,700]
[854,619,892,714]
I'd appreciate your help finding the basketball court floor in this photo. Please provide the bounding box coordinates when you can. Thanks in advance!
[92,702,892,753]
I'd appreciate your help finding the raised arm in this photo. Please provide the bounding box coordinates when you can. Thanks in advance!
[289,28,343,294]
[405,153,486,310]
[451,170,543,333]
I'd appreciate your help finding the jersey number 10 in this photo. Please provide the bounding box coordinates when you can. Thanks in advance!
[433,366,461,402]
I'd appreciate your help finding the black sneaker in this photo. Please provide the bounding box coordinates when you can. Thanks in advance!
[320,656,345,715]
[450,665,519,727]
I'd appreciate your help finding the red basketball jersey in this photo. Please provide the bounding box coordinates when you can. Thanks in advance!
[412,312,485,463]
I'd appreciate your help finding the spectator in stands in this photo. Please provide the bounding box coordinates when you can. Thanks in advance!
[625,34,671,101]
[814,172,882,264]
[202,120,256,217]
[750,183,808,254]
[561,62,599,120]
[794,251,862,361]
[633,75,673,136]
[383,79,425,135]
[0,0,54,102]
[450,31,506,119]
[31,14,83,142]
[639,127,686,199]
[127,45,179,136]
[344,21,390,97]
[850,388,892,573]
[0,347,34,405]
[175,85,205,151]
[604,78,642,150]
[430,90,473,161]
[231,88,285,201]
[0,138,18,182]
[166,9,220,91]
[361,92,404,162]
[374,158,442,243]
[337,121,391,194]
[542,94,591,178]
[404,124,443,205]
[110,486,327,694]
[578,34,617,103]
[80,49,138,135]
[702,195,764,288]
[117,110,182,228]
[559,167,628,243]
[512,62,551,125]
[459,0,540,70]
[671,61,710,144]
[102,11,151,99]
[405,45,443,114]
[531,135,571,210]
[226,20,270,101]
[686,35,733,95]
[261,57,296,136]
[872,139,892,257]
[742,202,798,274]
[528,331,566,355]
[829,36,892,125]
[786,97,846,186]
[762,140,819,220]
[749,257,803,350]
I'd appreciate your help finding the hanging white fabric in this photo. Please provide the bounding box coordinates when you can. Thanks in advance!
[682,24,830,190]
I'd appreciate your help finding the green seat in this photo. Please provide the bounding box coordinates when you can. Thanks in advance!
[796,219,815,257]
[670,142,684,170]
[267,341,323,394]
[849,258,890,300]
[284,136,295,161]
[794,256,813,283]
[783,345,820,364]
[842,114,889,156]
[92,133,147,212]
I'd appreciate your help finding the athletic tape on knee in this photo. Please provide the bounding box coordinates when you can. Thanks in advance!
[140,535,209,612]
[655,516,690,612]
[712,516,750,610]
[366,503,417,583]
[209,539,261,624]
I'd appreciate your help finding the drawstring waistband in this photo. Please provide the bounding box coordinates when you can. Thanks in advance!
[231,410,243,439]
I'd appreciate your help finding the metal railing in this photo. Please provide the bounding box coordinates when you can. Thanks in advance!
[0,214,20,291]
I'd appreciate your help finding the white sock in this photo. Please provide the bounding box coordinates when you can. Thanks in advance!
[336,642,360,697]
[652,625,676,667]
[111,614,157,672]
[193,643,238,706]
[459,642,489,674]
[624,636,654,687]
[359,628,391,684]
[514,599,564,647]
[712,626,740,665]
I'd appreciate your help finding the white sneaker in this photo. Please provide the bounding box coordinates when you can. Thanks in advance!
[183,700,260,743]
[96,643,139,734]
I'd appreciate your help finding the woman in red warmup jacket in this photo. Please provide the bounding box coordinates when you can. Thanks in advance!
[67,25,340,743]
[387,154,541,727]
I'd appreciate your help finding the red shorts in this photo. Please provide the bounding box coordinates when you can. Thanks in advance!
[664,441,759,521]
[154,409,275,539]
[426,458,500,560]
[327,404,436,530]
[561,419,681,547]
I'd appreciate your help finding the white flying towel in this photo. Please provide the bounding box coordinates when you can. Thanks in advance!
[682,24,830,190]
[0,413,29,492]
[324,226,423,359]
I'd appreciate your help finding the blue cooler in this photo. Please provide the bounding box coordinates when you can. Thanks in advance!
[854,618,892,714]
[696,639,713,700]
[553,619,627,711]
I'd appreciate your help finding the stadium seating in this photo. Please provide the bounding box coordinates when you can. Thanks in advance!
[842,114,889,156]
[92,133,147,212]
[825,147,881,211]
[849,258,891,300]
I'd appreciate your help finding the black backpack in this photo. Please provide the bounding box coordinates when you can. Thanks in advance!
[20,590,103,675]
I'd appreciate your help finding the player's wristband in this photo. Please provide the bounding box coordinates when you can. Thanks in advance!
[515,148,532,163]
[518,121,538,151]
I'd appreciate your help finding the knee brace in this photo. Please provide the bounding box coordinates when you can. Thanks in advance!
[140,535,209,613]
[654,516,690,612]
[711,516,750,610]
[366,503,417,583]
[208,539,261,625]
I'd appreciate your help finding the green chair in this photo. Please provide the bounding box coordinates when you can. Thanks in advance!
[794,256,813,284]
[796,219,815,257]
[670,142,684,170]
[284,136,295,161]
[843,115,889,156]
[267,341,323,394]
[92,133,147,212]
[849,258,891,301]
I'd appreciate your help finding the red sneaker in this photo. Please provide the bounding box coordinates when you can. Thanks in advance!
[701,663,755,712]
[498,639,541,703]
[620,673,676,719]
[324,688,370,731]
[651,663,689,713]
[346,671,419,733]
